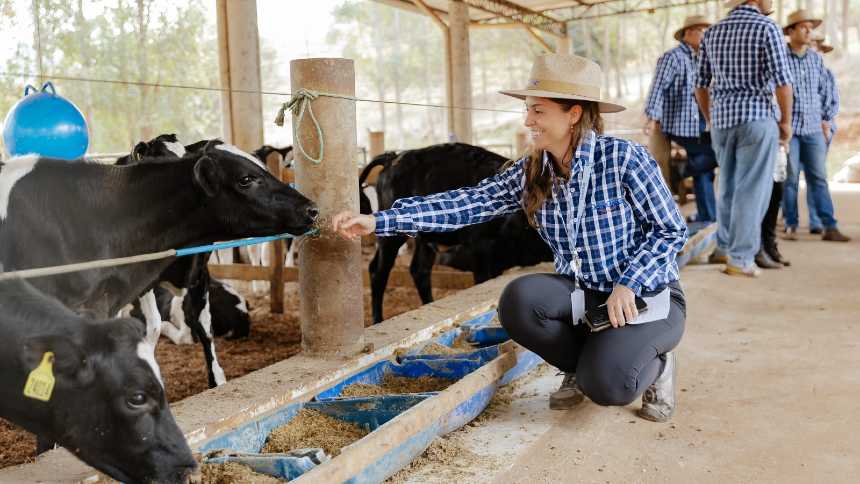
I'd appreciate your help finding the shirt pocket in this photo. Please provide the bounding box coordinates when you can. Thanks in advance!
[583,197,629,242]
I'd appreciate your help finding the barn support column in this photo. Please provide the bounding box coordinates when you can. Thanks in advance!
[368,131,385,159]
[217,0,286,312]
[290,58,365,355]
[556,35,571,54]
[216,0,263,151]
[448,0,473,144]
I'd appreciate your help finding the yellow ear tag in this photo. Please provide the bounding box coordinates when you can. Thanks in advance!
[24,352,55,402]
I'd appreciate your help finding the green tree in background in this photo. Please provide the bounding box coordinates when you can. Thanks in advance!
[1,0,221,154]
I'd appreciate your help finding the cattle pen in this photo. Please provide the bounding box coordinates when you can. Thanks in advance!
[1,0,859,483]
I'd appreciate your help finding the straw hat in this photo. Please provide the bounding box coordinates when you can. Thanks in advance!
[499,54,626,113]
[783,9,822,34]
[674,15,712,41]
[812,34,834,54]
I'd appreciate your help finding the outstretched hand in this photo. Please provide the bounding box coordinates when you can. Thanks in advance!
[332,211,375,240]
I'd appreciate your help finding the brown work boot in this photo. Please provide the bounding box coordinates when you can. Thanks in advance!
[723,263,761,278]
[638,352,677,423]
[708,249,728,264]
[755,250,782,269]
[766,246,791,266]
[822,228,851,242]
[549,372,585,410]
[782,227,798,241]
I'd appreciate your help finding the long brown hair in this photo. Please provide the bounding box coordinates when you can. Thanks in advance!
[514,99,603,228]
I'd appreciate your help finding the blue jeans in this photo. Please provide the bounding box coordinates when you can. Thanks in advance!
[808,125,837,230]
[670,135,717,223]
[711,120,778,268]
[782,133,837,229]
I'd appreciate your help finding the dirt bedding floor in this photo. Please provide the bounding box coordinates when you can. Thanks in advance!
[0,247,463,469]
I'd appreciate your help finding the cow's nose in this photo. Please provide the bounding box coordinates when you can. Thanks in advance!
[306,205,319,221]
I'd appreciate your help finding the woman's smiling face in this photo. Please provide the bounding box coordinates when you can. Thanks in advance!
[524,96,581,152]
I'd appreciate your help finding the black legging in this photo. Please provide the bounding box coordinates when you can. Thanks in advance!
[498,274,686,406]
[761,181,783,255]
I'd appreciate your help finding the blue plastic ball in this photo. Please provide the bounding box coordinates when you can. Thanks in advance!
[2,82,89,160]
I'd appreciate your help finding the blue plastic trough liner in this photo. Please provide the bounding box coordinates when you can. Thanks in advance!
[197,309,543,483]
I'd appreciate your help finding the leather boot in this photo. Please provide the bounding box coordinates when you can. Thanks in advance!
[549,372,585,410]
[823,228,851,242]
[638,352,677,423]
[765,245,791,266]
[755,249,782,269]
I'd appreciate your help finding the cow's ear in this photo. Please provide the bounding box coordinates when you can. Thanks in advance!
[132,141,148,161]
[21,334,93,384]
[193,155,223,197]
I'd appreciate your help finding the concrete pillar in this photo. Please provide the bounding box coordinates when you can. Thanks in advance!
[448,0,473,144]
[216,0,263,151]
[290,58,365,355]
[368,131,385,159]
[216,0,286,311]
[556,35,571,54]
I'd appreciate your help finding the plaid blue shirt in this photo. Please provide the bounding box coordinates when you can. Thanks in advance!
[695,5,793,129]
[821,66,839,124]
[645,42,703,138]
[786,46,828,135]
[374,132,688,295]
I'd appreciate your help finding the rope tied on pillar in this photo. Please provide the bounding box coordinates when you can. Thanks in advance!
[275,88,324,164]
[275,88,360,165]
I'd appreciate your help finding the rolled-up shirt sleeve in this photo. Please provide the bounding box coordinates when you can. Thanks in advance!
[616,144,688,294]
[374,158,526,236]
[694,37,712,89]
[820,67,839,122]
[764,25,793,87]
[644,53,676,122]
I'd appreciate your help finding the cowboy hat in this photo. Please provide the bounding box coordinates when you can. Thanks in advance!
[783,9,822,34]
[674,15,712,41]
[811,34,834,54]
[499,54,626,113]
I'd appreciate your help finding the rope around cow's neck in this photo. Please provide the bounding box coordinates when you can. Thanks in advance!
[274,88,359,166]
[0,229,319,282]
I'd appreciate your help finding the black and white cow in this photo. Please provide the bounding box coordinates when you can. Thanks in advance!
[0,141,318,387]
[0,278,196,484]
[113,135,253,388]
[114,133,188,166]
[359,143,552,323]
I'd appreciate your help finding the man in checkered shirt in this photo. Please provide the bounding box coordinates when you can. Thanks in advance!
[806,34,840,234]
[645,15,717,225]
[694,0,794,277]
[780,12,850,242]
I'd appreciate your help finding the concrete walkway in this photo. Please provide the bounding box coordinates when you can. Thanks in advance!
[400,185,860,484]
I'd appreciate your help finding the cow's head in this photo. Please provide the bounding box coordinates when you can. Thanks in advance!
[191,140,318,236]
[20,317,196,483]
[116,133,187,165]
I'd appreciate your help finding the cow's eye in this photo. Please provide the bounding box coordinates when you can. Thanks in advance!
[238,175,255,188]
[127,392,148,409]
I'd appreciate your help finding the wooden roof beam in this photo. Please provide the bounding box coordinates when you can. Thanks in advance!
[467,0,567,38]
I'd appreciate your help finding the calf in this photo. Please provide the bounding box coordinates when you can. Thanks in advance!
[114,133,187,165]
[0,278,195,484]
[116,133,249,344]
[362,143,552,323]
[116,136,253,386]
[0,141,318,387]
